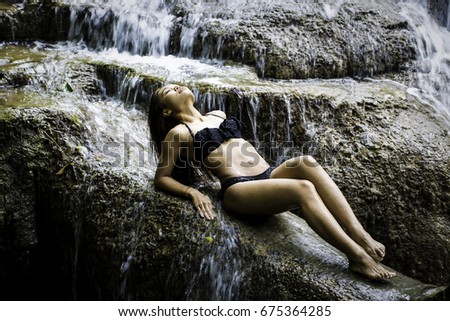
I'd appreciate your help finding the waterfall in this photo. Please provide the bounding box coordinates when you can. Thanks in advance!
[185,210,245,300]
[246,95,261,146]
[179,12,203,58]
[274,95,295,165]
[59,0,343,58]
[6,0,449,299]
[23,43,158,181]
[61,0,173,56]
[399,0,450,123]
[55,0,450,125]
[193,90,227,114]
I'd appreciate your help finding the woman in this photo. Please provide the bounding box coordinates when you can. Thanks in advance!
[149,84,396,281]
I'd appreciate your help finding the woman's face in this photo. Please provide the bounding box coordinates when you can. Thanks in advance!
[157,84,194,112]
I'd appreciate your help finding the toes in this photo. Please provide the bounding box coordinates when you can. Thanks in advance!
[376,250,385,261]
[378,267,396,280]
[349,257,396,282]
[371,242,386,262]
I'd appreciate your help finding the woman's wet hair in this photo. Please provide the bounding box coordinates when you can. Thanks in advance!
[148,88,178,156]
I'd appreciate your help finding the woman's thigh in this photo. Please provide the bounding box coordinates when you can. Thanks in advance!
[222,178,305,215]
[270,156,320,180]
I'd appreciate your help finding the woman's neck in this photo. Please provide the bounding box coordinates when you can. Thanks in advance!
[174,105,204,123]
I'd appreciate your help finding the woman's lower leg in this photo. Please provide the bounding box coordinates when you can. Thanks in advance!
[223,178,395,280]
[298,183,395,280]
[275,156,386,261]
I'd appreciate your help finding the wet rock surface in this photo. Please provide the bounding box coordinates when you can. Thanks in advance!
[0,104,447,300]
[0,2,70,42]
[427,0,449,27]
[1,43,449,299]
[1,0,449,300]
[172,1,416,79]
[1,1,416,79]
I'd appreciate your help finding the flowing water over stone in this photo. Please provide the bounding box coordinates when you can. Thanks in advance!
[1,0,449,299]
[54,0,450,125]
[398,0,450,123]
[0,42,157,182]
[186,209,245,300]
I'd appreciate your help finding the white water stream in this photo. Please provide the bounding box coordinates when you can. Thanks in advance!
[53,0,450,125]
[398,0,450,123]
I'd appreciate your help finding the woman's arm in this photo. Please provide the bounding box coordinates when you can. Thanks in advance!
[154,128,215,220]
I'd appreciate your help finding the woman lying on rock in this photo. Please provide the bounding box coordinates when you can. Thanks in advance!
[148,84,396,281]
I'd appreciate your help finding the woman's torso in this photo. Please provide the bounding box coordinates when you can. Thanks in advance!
[179,113,270,182]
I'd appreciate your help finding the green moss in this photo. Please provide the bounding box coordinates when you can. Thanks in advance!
[89,61,137,76]
[0,108,14,123]
[0,3,17,12]
[0,89,55,108]
[0,45,46,69]
[141,74,165,84]
[70,114,83,127]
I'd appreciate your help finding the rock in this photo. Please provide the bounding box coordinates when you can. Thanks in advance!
[0,0,448,300]
[0,105,446,300]
[1,46,449,299]
[229,83,450,287]
[427,0,449,27]
[0,1,71,42]
[170,1,416,79]
[1,1,417,79]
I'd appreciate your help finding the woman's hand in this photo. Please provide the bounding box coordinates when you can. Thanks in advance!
[186,188,216,221]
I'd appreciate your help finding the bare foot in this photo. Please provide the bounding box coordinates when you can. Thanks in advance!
[349,251,396,281]
[351,231,386,262]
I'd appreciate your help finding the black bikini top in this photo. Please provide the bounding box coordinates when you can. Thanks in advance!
[182,114,243,162]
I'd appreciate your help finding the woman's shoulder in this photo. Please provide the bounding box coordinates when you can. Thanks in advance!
[165,123,191,141]
[205,110,226,119]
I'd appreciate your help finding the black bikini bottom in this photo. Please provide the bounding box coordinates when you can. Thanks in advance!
[220,166,275,199]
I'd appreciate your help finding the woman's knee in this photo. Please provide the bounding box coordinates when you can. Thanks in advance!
[285,155,319,169]
[296,179,326,212]
[293,179,317,200]
[295,179,329,215]
[298,177,315,188]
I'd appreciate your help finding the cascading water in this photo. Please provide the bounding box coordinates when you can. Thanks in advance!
[56,0,450,126]
[61,0,173,56]
[3,0,449,299]
[404,0,450,30]
[185,209,245,300]
[1,43,157,184]
[398,0,450,123]
[246,95,261,145]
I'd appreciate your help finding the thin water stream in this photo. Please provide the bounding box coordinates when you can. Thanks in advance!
[398,0,450,123]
